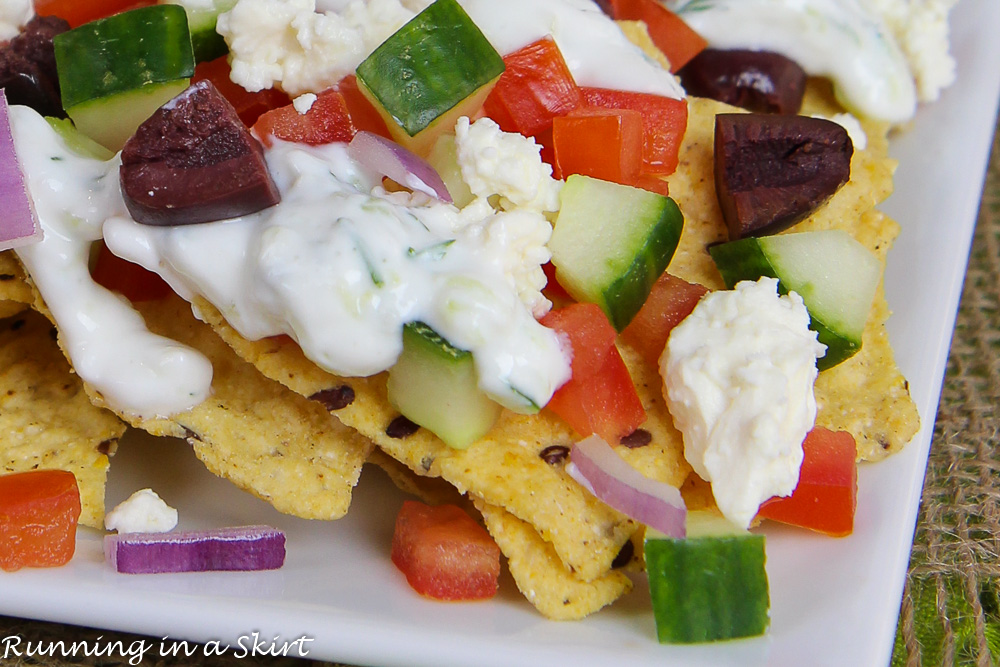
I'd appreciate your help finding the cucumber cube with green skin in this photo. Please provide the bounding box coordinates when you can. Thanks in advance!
[355,0,505,155]
[549,175,684,331]
[708,229,881,370]
[163,0,237,63]
[387,322,502,450]
[54,5,195,151]
[645,511,770,644]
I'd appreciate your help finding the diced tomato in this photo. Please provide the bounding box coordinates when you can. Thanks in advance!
[253,89,356,148]
[91,241,172,302]
[192,57,292,128]
[541,261,571,302]
[483,37,583,138]
[552,107,643,184]
[625,173,671,197]
[541,303,646,443]
[0,470,81,572]
[391,500,500,601]
[335,75,392,139]
[756,427,858,537]
[604,0,708,72]
[580,87,687,176]
[34,0,156,28]
[621,273,708,366]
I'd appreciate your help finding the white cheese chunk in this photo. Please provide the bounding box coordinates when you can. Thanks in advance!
[660,277,826,528]
[105,489,179,534]
[0,0,32,41]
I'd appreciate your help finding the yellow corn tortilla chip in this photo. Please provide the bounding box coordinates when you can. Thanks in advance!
[0,250,32,313]
[0,310,125,528]
[663,94,919,460]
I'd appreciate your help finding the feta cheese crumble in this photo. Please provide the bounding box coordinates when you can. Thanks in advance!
[105,489,179,534]
[660,277,826,528]
[0,0,32,41]
[293,93,318,114]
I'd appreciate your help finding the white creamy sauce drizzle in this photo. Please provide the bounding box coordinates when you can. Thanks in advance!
[668,0,917,122]
[9,107,214,418]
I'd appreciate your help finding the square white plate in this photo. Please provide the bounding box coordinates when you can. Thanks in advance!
[3,2,999,665]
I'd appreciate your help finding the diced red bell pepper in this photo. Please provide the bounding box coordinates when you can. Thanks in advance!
[541,303,646,443]
[335,75,392,139]
[580,87,687,176]
[552,107,643,184]
[621,272,708,366]
[253,88,356,147]
[34,0,156,28]
[0,470,81,572]
[391,500,500,601]
[756,427,858,537]
[192,56,291,128]
[603,0,708,72]
[91,241,172,302]
[483,37,583,138]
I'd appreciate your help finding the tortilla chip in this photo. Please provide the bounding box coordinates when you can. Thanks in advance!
[0,250,32,310]
[664,95,920,460]
[475,498,633,620]
[367,448,464,508]
[0,310,125,528]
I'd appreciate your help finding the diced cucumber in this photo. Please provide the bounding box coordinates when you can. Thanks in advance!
[708,229,880,370]
[549,174,684,331]
[426,134,475,208]
[387,322,502,449]
[355,0,505,156]
[162,0,237,63]
[645,511,770,644]
[54,5,195,151]
[45,118,114,161]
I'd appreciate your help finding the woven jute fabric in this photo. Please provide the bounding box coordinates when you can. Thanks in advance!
[891,111,1000,666]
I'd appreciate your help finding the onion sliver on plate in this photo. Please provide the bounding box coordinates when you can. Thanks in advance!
[104,525,286,574]
[567,435,686,538]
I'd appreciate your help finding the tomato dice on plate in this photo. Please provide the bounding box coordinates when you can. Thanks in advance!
[756,427,858,537]
[0,470,81,572]
[391,501,500,601]
[541,303,646,443]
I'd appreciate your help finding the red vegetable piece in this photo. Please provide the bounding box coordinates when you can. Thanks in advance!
[192,56,291,127]
[0,470,81,572]
[120,80,281,226]
[391,501,500,601]
[621,272,708,367]
[580,87,687,176]
[104,525,286,573]
[603,0,707,72]
[91,241,171,302]
[34,0,156,28]
[483,37,583,138]
[541,303,646,442]
[335,74,392,139]
[253,88,356,148]
[756,427,858,537]
[552,107,643,184]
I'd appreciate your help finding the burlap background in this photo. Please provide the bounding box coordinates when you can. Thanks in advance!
[1,114,997,667]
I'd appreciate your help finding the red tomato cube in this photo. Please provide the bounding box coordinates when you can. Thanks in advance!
[580,87,687,176]
[253,89,356,147]
[541,303,646,443]
[91,241,172,302]
[0,470,81,572]
[604,0,708,72]
[192,56,291,128]
[391,501,500,601]
[34,0,156,28]
[552,107,644,184]
[483,37,583,138]
[756,427,858,537]
[621,272,708,367]
[334,75,392,139]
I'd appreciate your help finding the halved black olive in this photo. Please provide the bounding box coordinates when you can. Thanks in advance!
[679,49,806,115]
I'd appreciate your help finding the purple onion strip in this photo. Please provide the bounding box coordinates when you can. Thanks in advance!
[104,525,286,574]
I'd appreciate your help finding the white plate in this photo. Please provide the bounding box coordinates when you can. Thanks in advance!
[3,3,1000,665]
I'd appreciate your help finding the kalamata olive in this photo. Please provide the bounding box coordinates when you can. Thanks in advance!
[714,113,852,239]
[0,15,70,118]
[120,80,280,226]
[679,49,807,115]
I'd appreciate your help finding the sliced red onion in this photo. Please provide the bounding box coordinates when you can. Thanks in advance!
[0,91,42,251]
[104,525,285,574]
[567,435,687,538]
[348,130,452,203]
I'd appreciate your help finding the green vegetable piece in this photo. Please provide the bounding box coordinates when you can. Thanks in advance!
[549,174,684,331]
[163,0,237,63]
[44,118,114,161]
[54,5,195,151]
[644,511,770,644]
[356,0,504,154]
[708,229,881,370]
[387,322,502,449]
